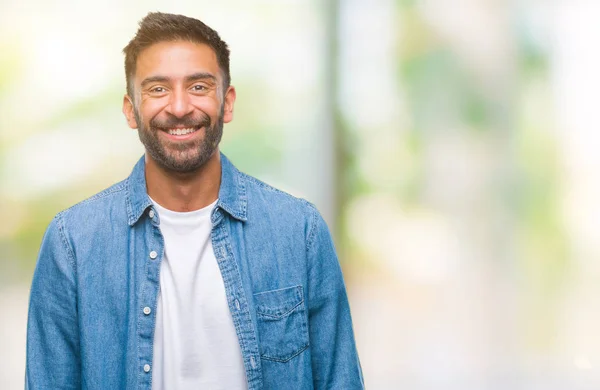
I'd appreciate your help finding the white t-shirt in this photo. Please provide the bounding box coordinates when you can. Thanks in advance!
[149,197,247,390]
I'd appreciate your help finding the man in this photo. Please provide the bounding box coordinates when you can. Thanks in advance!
[26,12,363,390]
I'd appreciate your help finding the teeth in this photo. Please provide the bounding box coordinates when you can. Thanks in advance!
[168,128,196,135]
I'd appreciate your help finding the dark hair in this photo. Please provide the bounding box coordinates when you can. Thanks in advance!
[123,12,231,98]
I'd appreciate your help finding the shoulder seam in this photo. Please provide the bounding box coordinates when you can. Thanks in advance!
[240,172,311,205]
[55,211,78,277]
[305,203,319,253]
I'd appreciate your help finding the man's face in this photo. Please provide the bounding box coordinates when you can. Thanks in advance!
[123,40,235,173]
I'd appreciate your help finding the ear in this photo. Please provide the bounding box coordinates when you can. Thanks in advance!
[222,85,236,124]
[122,94,138,129]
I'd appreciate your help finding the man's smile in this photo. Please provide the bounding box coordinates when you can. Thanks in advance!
[166,127,197,135]
[160,126,203,141]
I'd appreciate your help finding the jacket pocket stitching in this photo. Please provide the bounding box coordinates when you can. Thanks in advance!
[253,285,302,297]
[256,299,304,319]
[260,343,309,363]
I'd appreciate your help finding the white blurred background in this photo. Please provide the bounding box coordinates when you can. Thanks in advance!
[2,0,600,388]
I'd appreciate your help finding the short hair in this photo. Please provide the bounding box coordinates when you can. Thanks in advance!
[122,12,231,98]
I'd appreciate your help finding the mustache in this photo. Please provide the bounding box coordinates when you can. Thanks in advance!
[149,114,211,130]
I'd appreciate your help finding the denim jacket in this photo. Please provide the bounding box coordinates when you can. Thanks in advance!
[26,153,364,389]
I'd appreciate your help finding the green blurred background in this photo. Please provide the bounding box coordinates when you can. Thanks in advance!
[2,0,599,388]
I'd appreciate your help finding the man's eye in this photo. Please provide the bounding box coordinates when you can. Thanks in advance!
[150,87,165,93]
[192,85,206,91]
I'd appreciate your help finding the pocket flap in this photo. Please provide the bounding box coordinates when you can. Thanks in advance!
[254,285,304,318]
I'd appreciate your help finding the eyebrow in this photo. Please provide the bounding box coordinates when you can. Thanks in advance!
[140,72,217,89]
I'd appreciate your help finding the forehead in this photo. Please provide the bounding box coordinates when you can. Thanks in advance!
[135,40,220,83]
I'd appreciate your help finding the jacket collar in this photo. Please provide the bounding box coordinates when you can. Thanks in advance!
[126,152,248,226]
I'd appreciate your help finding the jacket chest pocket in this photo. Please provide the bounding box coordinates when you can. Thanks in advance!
[253,285,309,362]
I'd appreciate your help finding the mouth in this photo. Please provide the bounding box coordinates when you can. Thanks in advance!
[159,126,203,141]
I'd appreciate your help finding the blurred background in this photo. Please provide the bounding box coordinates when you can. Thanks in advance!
[1,0,599,388]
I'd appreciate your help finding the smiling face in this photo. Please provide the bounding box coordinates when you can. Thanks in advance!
[123,40,236,173]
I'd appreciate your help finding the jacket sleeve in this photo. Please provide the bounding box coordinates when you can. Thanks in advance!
[26,213,81,389]
[306,206,364,389]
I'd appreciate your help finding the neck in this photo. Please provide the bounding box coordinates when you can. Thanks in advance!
[145,150,221,212]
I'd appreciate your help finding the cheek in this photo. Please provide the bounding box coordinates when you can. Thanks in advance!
[191,96,221,115]
[140,101,167,121]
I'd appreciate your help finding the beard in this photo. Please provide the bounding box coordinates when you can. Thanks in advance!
[134,105,224,174]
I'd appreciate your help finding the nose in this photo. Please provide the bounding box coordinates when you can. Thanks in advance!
[165,89,193,118]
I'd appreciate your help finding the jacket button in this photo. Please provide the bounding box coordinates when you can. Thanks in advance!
[149,251,158,259]
[143,364,151,373]
[149,209,155,218]
[143,307,151,315]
